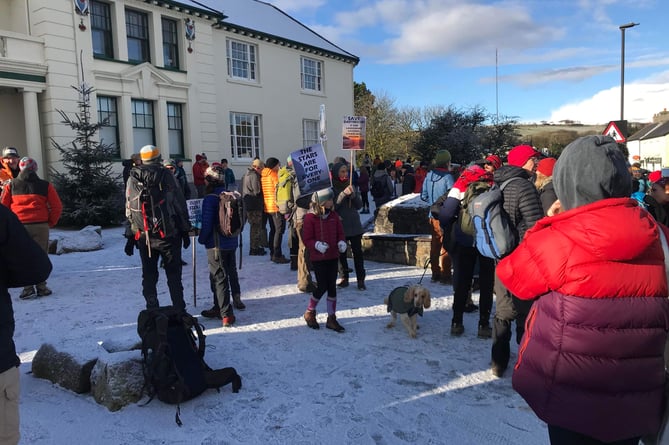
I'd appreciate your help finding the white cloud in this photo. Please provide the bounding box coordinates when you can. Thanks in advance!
[267,0,327,12]
[548,74,669,124]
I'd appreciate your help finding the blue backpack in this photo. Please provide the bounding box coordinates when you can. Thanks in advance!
[469,177,522,259]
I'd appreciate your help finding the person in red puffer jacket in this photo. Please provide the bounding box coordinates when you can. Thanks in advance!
[497,135,669,445]
[301,188,346,332]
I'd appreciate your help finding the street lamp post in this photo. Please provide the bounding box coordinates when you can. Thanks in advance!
[619,22,639,121]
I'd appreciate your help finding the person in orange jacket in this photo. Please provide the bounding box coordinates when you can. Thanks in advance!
[261,157,289,263]
[1,157,62,299]
[0,147,21,185]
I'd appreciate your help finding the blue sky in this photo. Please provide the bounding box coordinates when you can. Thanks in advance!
[266,0,669,125]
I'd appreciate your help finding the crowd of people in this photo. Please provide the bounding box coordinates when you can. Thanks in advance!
[1,136,668,444]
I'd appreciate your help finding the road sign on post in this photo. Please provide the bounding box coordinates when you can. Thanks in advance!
[603,120,627,143]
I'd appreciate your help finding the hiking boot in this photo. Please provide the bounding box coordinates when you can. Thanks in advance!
[357,279,366,291]
[36,284,52,297]
[271,255,290,264]
[326,315,345,332]
[232,294,246,311]
[19,287,36,300]
[439,275,452,285]
[223,315,236,327]
[477,322,492,339]
[304,310,319,329]
[337,278,349,288]
[249,248,266,256]
[430,273,440,283]
[450,321,464,336]
[201,306,220,319]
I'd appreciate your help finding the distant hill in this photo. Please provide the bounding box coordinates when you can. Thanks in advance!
[516,124,606,140]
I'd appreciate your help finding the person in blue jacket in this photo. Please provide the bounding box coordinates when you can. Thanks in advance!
[198,165,243,327]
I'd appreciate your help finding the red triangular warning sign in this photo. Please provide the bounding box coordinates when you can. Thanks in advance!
[603,121,626,143]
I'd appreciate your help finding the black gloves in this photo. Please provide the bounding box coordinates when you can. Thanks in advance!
[182,232,191,249]
[124,237,135,256]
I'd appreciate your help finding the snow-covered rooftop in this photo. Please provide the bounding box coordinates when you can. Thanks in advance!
[184,0,358,63]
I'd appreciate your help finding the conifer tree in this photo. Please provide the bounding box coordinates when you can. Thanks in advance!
[50,82,123,227]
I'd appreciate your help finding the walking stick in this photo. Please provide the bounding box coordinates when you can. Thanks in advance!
[191,234,197,307]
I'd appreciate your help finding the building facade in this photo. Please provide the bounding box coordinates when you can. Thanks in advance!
[0,0,358,180]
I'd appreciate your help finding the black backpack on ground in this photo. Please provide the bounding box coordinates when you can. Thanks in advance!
[137,306,242,425]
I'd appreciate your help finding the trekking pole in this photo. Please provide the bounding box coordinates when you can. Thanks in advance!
[192,233,197,307]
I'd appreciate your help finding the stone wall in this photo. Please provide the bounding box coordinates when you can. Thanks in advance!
[361,234,431,267]
[361,194,433,267]
[373,194,431,235]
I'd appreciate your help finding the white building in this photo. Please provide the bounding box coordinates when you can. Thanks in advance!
[627,120,669,170]
[0,0,358,180]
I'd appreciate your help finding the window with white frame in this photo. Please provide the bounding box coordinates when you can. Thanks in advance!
[97,95,120,157]
[167,102,184,158]
[229,112,261,160]
[301,57,322,92]
[303,119,319,148]
[226,39,257,81]
[131,99,155,148]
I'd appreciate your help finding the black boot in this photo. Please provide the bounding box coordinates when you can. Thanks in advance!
[201,306,220,319]
[337,278,349,288]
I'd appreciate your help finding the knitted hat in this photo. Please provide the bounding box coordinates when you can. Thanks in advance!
[252,158,264,168]
[507,145,540,167]
[2,147,19,159]
[265,157,280,169]
[536,157,557,177]
[163,158,176,169]
[139,145,161,163]
[434,150,452,168]
[484,155,502,170]
[649,170,663,184]
[205,165,225,183]
[286,155,293,167]
[311,188,334,205]
[18,157,37,172]
[553,135,631,211]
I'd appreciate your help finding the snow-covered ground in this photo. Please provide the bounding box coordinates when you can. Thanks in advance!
[13,216,547,444]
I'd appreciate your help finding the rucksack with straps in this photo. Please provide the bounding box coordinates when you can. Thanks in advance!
[216,190,246,237]
[129,169,174,240]
[137,307,242,426]
[370,176,386,198]
[469,177,522,260]
[459,181,492,236]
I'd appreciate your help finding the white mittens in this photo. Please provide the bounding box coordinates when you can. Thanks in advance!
[338,240,348,253]
[315,241,329,254]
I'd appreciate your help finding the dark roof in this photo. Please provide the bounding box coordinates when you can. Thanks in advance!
[628,121,669,141]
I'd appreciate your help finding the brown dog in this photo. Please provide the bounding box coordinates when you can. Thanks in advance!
[384,285,431,338]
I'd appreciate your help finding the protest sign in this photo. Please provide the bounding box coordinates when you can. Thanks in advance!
[186,198,203,229]
[291,143,332,199]
[342,116,366,150]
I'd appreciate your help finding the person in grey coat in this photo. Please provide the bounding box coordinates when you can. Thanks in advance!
[241,158,266,256]
[333,162,366,290]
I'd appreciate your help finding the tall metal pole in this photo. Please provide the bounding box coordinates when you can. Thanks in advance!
[619,22,639,121]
